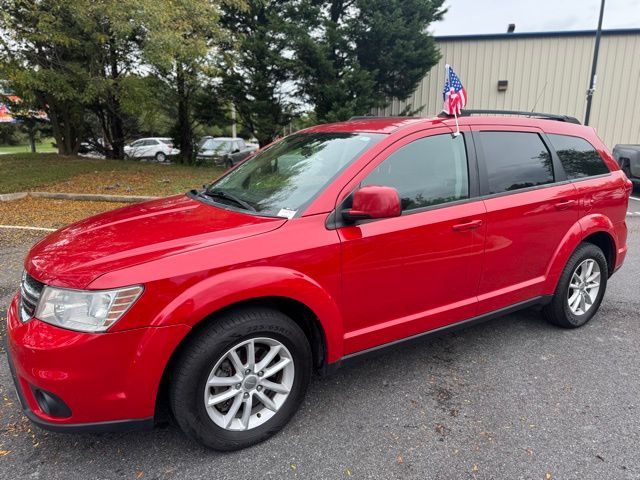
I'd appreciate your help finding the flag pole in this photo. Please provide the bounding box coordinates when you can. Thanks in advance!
[453,112,460,137]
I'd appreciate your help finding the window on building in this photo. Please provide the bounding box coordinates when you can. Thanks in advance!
[547,134,610,179]
[479,132,554,194]
[362,134,469,211]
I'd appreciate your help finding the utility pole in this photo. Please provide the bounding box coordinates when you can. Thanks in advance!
[231,103,237,139]
[584,0,605,126]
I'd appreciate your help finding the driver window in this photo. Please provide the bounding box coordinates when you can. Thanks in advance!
[362,134,469,211]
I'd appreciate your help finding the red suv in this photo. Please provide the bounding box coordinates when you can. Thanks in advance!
[6,113,632,450]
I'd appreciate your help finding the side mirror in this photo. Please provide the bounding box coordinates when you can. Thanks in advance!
[342,185,401,223]
[233,148,241,154]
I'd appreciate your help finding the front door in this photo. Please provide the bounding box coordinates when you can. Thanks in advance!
[337,129,486,354]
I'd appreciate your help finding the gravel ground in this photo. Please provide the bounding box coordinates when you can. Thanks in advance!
[0,215,638,480]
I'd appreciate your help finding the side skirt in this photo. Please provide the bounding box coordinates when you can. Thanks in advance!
[320,295,553,375]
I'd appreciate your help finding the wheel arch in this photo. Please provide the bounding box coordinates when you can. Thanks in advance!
[581,231,616,276]
[154,295,330,423]
[545,214,619,293]
[150,266,343,421]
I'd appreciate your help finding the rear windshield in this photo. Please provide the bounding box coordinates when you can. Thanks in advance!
[202,139,230,151]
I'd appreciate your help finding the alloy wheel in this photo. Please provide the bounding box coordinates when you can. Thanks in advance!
[567,258,601,316]
[203,337,295,431]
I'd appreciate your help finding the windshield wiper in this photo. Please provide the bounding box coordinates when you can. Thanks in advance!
[200,189,256,212]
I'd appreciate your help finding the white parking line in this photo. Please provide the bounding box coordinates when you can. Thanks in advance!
[0,225,56,232]
[630,196,640,202]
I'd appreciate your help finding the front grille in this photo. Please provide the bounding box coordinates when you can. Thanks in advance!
[19,272,44,322]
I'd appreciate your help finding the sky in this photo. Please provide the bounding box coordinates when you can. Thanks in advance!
[431,0,640,36]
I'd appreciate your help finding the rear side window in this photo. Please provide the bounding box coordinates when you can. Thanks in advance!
[362,134,469,211]
[547,134,609,179]
[479,132,554,194]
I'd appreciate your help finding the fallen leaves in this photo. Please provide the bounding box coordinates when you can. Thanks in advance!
[0,197,128,230]
[0,153,224,196]
[40,163,224,197]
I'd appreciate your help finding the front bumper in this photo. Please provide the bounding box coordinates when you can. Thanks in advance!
[196,154,226,165]
[5,294,190,432]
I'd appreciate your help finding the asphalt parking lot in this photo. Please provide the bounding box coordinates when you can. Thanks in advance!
[0,207,638,480]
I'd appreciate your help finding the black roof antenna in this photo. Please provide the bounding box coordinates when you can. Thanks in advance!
[529,80,549,112]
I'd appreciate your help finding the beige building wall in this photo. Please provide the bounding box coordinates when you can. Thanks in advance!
[374,30,640,149]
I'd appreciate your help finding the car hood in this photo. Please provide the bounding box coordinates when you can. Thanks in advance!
[25,195,286,289]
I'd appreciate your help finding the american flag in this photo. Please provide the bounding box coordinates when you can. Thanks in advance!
[442,64,467,116]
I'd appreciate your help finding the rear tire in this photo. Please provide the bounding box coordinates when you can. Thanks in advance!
[169,307,312,451]
[543,243,608,328]
[155,151,167,162]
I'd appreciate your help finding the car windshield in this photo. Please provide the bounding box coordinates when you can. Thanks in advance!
[203,132,383,217]
[202,139,229,152]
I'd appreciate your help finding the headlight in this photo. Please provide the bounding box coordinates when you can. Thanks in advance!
[35,286,143,333]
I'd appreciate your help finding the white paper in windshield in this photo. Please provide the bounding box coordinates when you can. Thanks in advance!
[277,208,297,219]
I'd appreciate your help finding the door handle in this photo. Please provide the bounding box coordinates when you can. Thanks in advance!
[452,219,483,231]
[554,200,577,210]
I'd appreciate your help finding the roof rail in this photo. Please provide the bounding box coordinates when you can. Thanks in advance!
[455,109,581,124]
[347,115,415,121]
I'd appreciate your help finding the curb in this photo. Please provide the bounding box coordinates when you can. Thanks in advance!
[0,225,56,232]
[0,191,158,203]
[0,192,28,201]
[30,191,158,203]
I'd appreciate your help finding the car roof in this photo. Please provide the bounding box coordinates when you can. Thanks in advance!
[299,115,591,136]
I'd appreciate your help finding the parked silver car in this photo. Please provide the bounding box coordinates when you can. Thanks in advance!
[124,137,180,162]
[196,137,258,167]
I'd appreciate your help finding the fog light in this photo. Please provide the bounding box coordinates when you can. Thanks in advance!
[32,387,72,418]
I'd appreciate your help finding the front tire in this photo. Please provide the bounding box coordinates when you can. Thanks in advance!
[169,307,312,451]
[543,243,608,328]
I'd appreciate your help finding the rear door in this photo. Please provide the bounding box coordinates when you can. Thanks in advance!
[144,139,160,157]
[337,128,486,354]
[472,126,580,314]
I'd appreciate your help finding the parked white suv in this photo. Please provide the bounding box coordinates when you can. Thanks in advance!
[124,138,180,162]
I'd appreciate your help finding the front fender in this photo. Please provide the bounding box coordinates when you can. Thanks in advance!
[150,266,344,362]
[543,213,618,294]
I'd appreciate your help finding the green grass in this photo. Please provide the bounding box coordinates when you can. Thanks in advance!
[0,138,58,154]
[0,153,225,195]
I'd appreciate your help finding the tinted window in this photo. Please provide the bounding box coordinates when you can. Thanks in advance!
[479,132,554,194]
[362,134,469,211]
[548,134,609,179]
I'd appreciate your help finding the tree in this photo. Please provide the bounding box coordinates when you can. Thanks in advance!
[0,0,154,157]
[0,0,90,154]
[144,0,242,162]
[218,1,298,147]
[291,0,445,122]
[66,1,148,158]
